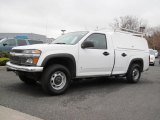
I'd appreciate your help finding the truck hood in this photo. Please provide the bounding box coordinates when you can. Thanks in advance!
[12,44,75,51]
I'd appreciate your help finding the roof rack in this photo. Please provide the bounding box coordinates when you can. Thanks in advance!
[94,27,144,37]
[114,27,144,37]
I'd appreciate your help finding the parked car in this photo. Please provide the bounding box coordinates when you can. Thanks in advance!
[153,49,158,58]
[6,30,149,95]
[149,49,156,66]
[0,38,43,52]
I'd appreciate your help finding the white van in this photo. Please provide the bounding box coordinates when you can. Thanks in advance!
[149,49,156,66]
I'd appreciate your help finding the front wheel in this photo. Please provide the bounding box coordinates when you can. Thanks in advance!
[126,64,141,83]
[41,64,71,95]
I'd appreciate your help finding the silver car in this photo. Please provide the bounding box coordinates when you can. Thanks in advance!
[153,50,158,58]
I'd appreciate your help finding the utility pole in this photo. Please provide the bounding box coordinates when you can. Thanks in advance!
[61,30,66,35]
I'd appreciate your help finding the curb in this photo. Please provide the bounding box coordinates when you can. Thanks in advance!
[0,105,43,120]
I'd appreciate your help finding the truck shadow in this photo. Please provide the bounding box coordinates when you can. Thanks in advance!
[6,77,129,97]
[5,75,152,98]
[70,77,134,93]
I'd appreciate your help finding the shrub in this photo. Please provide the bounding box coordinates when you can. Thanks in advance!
[0,52,10,58]
[0,58,9,66]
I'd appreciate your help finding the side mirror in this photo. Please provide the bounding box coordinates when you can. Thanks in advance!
[81,41,94,49]
[3,43,7,46]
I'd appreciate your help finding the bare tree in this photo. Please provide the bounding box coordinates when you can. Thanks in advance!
[146,26,160,50]
[111,15,147,32]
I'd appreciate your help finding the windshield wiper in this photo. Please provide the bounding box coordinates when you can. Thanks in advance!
[54,43,66,44]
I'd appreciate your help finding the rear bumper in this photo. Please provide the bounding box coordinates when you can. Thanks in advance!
[6,62,43,72]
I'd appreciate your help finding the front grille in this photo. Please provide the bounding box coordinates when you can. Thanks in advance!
[10,55,27,65]
[10,49,26,65]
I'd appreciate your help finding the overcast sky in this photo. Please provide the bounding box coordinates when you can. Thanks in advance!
[0,0,160,38]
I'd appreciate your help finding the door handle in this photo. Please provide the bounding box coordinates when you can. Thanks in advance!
[103,52,110,56]
[121,53,127,57]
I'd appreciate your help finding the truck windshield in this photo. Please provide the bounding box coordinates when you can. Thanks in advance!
[52,31,89,45]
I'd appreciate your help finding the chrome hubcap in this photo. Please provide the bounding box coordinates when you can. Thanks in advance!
[50,71,66,90]
[132,68,139,81]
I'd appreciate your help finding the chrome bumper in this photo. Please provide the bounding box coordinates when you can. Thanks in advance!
[6,62,43,72]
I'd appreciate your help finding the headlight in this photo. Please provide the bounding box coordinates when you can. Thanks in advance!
[23,49,41,65]
[26,58,33,64]
[26,57,39,65]
[23,49,41,54]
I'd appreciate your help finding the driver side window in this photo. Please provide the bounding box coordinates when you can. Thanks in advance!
[85,33,107,49]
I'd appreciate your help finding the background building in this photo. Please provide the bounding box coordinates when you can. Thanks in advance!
[0,33,54,43]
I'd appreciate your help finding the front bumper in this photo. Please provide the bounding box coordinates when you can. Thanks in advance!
[6,61,43,72]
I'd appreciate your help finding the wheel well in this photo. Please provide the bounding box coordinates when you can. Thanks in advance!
[128,59,144,72]
[43,57,76,78]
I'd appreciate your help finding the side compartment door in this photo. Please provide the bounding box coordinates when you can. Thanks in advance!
[112,49,130,74]
[78,33,114,76]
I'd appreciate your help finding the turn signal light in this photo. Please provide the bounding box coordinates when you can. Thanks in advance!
[33,58,39,64]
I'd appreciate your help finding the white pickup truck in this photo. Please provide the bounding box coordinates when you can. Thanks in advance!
[6,30,149,95]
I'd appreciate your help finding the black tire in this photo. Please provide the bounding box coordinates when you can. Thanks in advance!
[41,64,71,95]
[18,73,36,85]
[126,64,141,83]
[150,63,155,66]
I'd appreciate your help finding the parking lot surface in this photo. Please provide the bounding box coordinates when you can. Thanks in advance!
[0,59,160,120]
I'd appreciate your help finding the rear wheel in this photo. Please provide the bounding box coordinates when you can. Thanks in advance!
[152,62,155,66]
[126,64,141,83]
[41,64,71,95]
[150,62,155,66]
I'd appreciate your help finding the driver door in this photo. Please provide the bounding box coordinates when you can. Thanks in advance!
[78,33,114,77]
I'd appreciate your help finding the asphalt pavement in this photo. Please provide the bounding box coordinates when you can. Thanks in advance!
[0,59,160,120]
